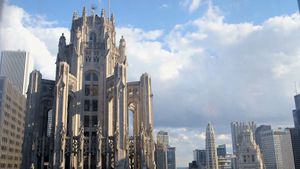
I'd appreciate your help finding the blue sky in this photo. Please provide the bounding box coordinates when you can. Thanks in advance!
[2,0,300,167]
[10,0,298,30]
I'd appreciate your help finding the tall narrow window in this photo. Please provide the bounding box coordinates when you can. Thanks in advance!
[84,116,89,127]
[92,116,98,127]
[84,100,90,111]
[89,32,97,48]
[92,100,98,112]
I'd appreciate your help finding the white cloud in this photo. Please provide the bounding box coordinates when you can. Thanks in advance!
[180,0,202,13]
[0,2,69,79]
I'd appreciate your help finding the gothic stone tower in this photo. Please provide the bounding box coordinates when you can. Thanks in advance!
[22,7,155,169]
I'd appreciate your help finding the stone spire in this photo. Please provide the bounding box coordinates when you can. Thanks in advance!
[82,6,86,17]
[206,123,219,169]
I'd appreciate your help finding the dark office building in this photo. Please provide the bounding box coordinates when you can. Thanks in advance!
[217,144,227,157]
[289,128,300,169]
[193,149,206,168]
[293,94,300,129]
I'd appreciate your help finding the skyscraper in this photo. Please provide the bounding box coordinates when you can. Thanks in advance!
[0,51,33,95]
[293,94,300,129]
[167,147,176,169]
[260,128,295,169]
[236,127,264,169]
[0,77,26,169]
[157,131,169,146]
[289,128,300,169]
[217,144,227,157]
[206,123,218,169]
[155,144,168,169]
[21,8,155,169]
[231,121,256,154]
[291,93,300,169]
[255,125,271,149]
[193,149,206,168]
[298,0,300,13]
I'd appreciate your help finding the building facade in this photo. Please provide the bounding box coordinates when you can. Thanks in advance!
[167,147,176,169]
[293,94,300,129]
[231,121,256,154]
[255,125,271,149]
[217,155,231,169]
[289,128,300,169]
[21,71,55,169]
[0,77,26,169]
[0,50,33,95]
[236,128,264,169]
[21,8,155,169]
[259,128,295,169]
[206,123,218,169]
[217,144,226,157]
[155,144,168,169]
[157,131,169,146]
[193,149,206,168]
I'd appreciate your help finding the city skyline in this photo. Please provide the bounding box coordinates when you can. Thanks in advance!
[1,0,300,167]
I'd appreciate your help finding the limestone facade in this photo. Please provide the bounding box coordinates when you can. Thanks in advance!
[236,128,264,169]
[21,8,155,169]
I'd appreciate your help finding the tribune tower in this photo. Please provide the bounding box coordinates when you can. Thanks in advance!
[22,7,155,169]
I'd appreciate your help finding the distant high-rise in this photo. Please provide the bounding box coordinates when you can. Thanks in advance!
[167,147,176,169]
[293,94,300,129]
[157,131,169,146]
[291,93,300,169]
[255,125,271,149]
[0,51,33,95]
[193,149,206,168]
[298,0,300,13]
[236,127,264,169]
[155,144,168,169]
[217,144,227,157]
[289,128,300,169]
[0,77,26,169]
[231,121,256,154]
[260,128,295,169]
[206,123,219,169]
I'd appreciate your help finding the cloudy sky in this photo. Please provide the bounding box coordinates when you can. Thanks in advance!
[1,0,300,166]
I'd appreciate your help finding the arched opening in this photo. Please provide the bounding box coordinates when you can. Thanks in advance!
[128,110,134,137]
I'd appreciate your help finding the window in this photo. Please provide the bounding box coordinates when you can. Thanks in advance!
[92,116,98,127]
[92,73,98,81]
[91,85,98,96]
[89,32,97,48]
[252,155,255,162]
[84,100,90,111]
[243,155,246,163]
[84,116,89,127]
[85,85,90,96]
[85,73,91,81]
[92,100,98,112]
